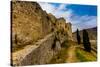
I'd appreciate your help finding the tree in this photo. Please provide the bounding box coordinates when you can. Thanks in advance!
[76,29,81,44]
[83,29,91,52]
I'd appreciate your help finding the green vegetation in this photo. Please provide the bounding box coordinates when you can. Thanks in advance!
[49,41,69,64]
[83,29,91,52]
[76,48,97,62]
[49,39,97,64]
[49,48,67,64]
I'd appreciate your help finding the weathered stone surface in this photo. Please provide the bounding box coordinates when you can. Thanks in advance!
[12,33,62,66]
[12,1,52,49]
[11,1,73,66]
[55,41,61,51]
[65,23,73,40]
[12,1,73,50]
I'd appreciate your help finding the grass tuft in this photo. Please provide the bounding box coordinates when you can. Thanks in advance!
[76,48,97,62]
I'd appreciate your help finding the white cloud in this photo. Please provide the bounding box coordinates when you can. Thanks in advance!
[38,2,97,32]
[71,15,97,32]
[56,3,67,11]
[38,2,72,19]
[38,2,55,14]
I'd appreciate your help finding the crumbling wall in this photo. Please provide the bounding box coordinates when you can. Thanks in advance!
[12,33,62,66]
[11,1,73,66]
[12,1,52,50]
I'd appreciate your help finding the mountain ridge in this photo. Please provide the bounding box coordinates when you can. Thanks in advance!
[73,27,97,42]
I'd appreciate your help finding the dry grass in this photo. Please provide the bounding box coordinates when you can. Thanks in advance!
[49,40,97,64]
[49,48,67,64]
[49,41,70,64]
[76,48,97,62]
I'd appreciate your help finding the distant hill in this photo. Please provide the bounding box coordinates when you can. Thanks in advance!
[73,27,97,42]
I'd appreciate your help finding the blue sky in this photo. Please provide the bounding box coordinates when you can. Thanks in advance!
[38,2,97,32]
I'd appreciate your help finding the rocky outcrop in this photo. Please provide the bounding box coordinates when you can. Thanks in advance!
[65,23,73,40]
[12,33,55,66]
[12,1,72,51]
[12,1,52,50]
[11,1,73,66]
[12,31,68,66]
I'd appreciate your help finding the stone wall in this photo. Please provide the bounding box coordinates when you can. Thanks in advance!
[65,23,73,40]
[12,1,52,50]
[12,1,73,51]
[11,1,73,66]
[12,32,63,66]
